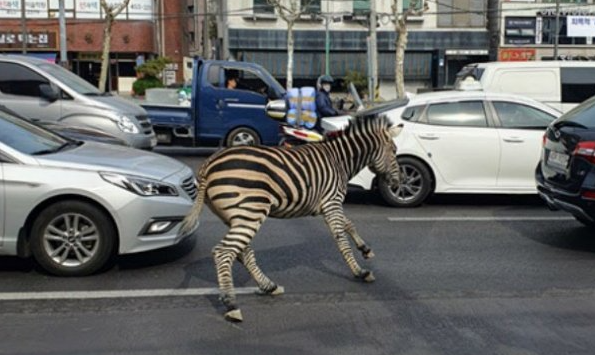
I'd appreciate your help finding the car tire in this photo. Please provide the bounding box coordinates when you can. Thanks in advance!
[378,157,432,207]
[574,215,595,228]
[226,127,260,147]
[30,200,117,276]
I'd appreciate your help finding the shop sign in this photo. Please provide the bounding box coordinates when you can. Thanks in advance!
[539,8,595,17]
[498,48,536,62]
[0,0,49,18]
[567,16,595,37]
[0,31,57,50]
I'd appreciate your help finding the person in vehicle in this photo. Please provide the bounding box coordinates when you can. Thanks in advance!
[226,70,239,89]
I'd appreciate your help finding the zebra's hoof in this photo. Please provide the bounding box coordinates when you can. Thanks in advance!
[363,250,375,259]
[256,285,285,296]
[224,309,243,323]
[358,270,375,283]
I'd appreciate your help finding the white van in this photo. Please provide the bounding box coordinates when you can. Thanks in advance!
[455,61,595,113]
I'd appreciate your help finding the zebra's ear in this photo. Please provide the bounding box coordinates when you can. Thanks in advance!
[389,123,404,137]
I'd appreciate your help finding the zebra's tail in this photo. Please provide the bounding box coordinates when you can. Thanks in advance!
[179,164,209,236]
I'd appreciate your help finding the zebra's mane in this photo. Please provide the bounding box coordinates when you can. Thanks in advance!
[329,114,391,141]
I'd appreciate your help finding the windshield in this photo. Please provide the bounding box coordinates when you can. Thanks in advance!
[0,108,70,155]
[555,95,595,129]
[355,98,410,118]
[37,63,102,95]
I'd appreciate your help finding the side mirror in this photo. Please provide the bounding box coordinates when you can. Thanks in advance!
[39,84,59,102]
[265,99,287,121]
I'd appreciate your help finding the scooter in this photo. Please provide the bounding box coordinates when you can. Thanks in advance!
[271,83,365,148]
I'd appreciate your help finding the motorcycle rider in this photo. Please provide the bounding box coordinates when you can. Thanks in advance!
[315,75,339,120]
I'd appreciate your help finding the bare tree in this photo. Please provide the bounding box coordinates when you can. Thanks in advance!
[267,0,314,89]
[99,0,131,92]
[391,0,428,99]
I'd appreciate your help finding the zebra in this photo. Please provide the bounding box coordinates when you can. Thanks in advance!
[180,115,403,322]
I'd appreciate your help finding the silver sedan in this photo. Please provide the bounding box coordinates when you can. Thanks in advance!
[0,108,198,276]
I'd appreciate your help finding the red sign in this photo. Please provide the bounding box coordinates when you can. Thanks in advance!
[498,48,536,61]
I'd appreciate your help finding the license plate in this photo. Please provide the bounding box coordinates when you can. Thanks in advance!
[547,151,569,169]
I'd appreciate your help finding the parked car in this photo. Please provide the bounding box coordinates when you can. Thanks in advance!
[142,57,285,148]
[322,90,561,207]
[0,108,198,276]
[0,55,157,149]
[536,95,595,227]
[455,61,595,113]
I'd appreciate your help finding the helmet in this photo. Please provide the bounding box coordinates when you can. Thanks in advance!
[318,75,334,84]
[316,75,334,90]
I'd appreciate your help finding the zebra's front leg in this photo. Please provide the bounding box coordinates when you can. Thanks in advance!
[345,218,375,259]
[238,245,284,296]
[323,204,375,283]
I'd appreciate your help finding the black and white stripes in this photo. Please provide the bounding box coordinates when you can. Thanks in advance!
[180,115,403,322]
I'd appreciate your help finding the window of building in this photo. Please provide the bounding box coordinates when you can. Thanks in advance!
[302,0,321,14]
[540,16,594,45]
[437,0,485,28]
[403,0,423,12]
[254,0,274,14]
[541,0,588,3]
[0,62,49,98]
[426,101,487,127]
[561,67,595,103]
[492,102,555,129]
[353,0,370,16]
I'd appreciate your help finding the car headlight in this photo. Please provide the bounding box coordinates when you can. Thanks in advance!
[113,115,139,134]
[100,172,178,196]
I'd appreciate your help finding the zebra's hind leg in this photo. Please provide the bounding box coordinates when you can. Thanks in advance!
[238,245,285,296]
[345,218,375,259]
[323,203,375,283]
[212,242,244,322]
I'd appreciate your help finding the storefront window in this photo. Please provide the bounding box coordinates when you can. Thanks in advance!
[541,16,590,45]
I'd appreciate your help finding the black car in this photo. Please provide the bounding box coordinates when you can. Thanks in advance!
[536,96,595,227]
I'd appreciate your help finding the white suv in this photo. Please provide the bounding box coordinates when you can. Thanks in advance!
[323,90,561,207]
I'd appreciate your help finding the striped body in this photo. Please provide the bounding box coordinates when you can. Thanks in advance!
[181,116,402,322]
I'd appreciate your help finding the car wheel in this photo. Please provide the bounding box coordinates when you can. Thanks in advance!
[226,127,260,147]
[30,200,117,276]
[378,157,432,207]
[574,215,595,228]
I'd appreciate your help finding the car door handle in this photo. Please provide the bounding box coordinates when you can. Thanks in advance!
[224,98,239,102]
[503,137,524,143]
[418,133,439,140]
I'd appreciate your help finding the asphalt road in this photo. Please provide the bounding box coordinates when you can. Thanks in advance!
[1,154,595,355]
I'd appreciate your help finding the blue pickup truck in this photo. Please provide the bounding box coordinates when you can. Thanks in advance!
[142,58,286,147]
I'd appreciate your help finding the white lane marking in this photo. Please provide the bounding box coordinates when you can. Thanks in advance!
[388,216,575,222]
[0,287,260,301]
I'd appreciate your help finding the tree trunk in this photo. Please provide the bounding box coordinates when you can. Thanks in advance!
[98,16,112,92]
[395,21,408,99]
[286,22,294,89]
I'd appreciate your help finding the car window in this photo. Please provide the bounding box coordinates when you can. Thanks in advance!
[426,101,488,127]
[561,67,595,104]
[557,95,595,129]
[0,109,67,155]
[0,62,49,98]
[401,105,424,122]
[236,69,269,97]
[492,101,556,129]
[207,64,221,87]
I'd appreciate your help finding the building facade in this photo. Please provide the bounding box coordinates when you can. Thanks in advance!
[0,0,206,92]
[499,0,595,62]
[223,0,489,96]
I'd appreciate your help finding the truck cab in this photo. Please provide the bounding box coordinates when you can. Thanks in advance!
[143,58,286,147]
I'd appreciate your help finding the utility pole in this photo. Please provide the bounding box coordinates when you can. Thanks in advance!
[369,0,378,101]
[20,0,27,54]
[59,0,68,67]
[324,16,330,75]
[554,0,560,59]
[203,0,210,59]
[217,0,229,60]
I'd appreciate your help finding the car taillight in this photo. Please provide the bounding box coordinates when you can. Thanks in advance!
[582,190,595,200]
[573,141,595,164]
[542,133,547,147]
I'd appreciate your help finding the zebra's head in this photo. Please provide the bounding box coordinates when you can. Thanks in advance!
[368,119,403,190]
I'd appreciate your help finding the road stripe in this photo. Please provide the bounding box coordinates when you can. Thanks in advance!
[388,216,575,222]
[0,287,260,301]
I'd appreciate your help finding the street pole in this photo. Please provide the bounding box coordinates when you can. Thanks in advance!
[59,0,68,67]
[325,16,330,75]
[20,0,27,54]
[203,0,210,59]
[369,0,378,101]
[554,0,560,59]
